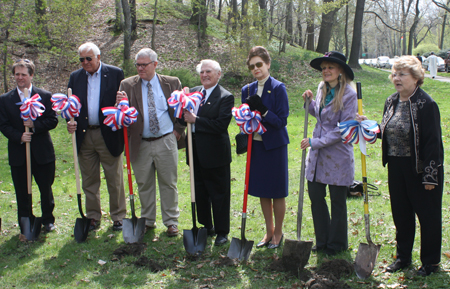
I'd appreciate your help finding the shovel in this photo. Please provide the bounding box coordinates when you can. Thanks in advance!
[122,126,146,244]
[228,134,254,260]
[282,98,312,271]
[19,88,42,241]
[354,82,381,279]
[183,120,208,255]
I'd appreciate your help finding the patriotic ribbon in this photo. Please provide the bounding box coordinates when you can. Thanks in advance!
[18,94,45,121]
[338,119,380,155]
[51,93,81,120]
[168,88,203,118]
[101,97,138,131]
[231,103,267,135]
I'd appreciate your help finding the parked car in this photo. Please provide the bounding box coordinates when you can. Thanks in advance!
[385,57,399,69]
[422,56,446,72]
[376,56,390,68]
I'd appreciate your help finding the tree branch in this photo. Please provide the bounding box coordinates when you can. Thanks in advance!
[432,0,450,12]
[364,11,402,32]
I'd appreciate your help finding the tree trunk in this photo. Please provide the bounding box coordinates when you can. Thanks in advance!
[285,0,293,45]
[258,0,267,31]
[217,0,222,20]
[114,0,124,32]
[348,0,365,68]
[152,0,158,50]
[122,0,131,61]
[306,1,315,51]
[269,0,274,40]
[408,0,420,55]
[231,0,238,32]
[316,0,339,53]
[190,0,208,41]
[129,0,137,40]
[2,0,19,93]
[440,0,450,48]
[297,18,303,47]
[345,4,349,58]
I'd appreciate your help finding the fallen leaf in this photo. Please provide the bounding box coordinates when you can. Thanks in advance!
[220,271,225,278]
[197,264,203,269]
[444,252,450,258]
[107,234,115,239]
[98,260,106,265]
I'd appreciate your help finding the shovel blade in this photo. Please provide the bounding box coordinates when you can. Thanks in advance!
[355,242,381,279]
[227,237,254,261]
[19,216,42,241]
[183,228,208,255]
[74,217,91,243]
[123,217,146,244]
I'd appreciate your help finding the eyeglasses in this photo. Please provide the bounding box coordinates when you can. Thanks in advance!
[391,72,411,78]
[79,57,93,62]
[135,61,154,68]
[248,62,264,70]
[15,59,31,63]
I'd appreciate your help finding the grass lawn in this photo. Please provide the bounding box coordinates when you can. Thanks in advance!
[0,65,449,288]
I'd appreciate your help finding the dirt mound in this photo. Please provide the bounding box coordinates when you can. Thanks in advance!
[317,259,354,280]
[133,256,165,272]
[113,243,147,258]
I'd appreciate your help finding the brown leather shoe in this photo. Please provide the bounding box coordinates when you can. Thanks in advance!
[167,224,179,237]
[113,220,123,231]
[89,219,100,231]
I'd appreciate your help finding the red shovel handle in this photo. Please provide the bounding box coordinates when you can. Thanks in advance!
[123,127,133,196]
[242,133,252,213]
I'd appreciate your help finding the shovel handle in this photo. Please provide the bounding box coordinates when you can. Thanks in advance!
[242,134,252,214]
[297,97,310,240]
[68,88,82,197]
[23,88,32,196]
[187,123,196,202]
[123,127,134,196]
[357,83,369,215]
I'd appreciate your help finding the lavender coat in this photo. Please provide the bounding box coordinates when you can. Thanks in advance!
[305,83,357,186]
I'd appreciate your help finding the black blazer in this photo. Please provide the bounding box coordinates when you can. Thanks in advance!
[68,63,125,157]
[0,87,58,166]
[187,85,234,169]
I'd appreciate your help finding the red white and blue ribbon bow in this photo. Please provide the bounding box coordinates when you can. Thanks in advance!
[18,94,45,121]
[101,97,138,131]
[338,119,380,155]
[231,103,267,135]
[51,93,81,120]
[168,88,203,117]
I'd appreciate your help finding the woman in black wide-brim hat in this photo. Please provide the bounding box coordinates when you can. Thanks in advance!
[301,51,357,256]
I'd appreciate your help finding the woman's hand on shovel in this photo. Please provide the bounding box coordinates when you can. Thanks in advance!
[301,138,310,150]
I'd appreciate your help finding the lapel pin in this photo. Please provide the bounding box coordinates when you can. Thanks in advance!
[268,90,271,93]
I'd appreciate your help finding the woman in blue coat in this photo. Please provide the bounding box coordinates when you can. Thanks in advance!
[242,46,289,249]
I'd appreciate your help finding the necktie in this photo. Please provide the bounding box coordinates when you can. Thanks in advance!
[198,89,207,114]
[147,81,160,134]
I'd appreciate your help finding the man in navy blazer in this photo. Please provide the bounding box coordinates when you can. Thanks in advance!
[183,59,234,246]
[0,59,58,232]
[67,42,126,231]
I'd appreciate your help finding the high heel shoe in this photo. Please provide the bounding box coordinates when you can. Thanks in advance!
[256,236,272,248]
[267,234,283,249]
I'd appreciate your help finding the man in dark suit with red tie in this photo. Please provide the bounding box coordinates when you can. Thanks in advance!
[67,42,126,231]
[0,59,58,233]
[183,59,234,246]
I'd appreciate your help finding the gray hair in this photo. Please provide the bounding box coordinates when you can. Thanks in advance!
[196,59,221,74]
[135,48,158,62]
[78,42,101,56]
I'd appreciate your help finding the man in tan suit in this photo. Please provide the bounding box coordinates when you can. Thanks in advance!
[116,48,185,236]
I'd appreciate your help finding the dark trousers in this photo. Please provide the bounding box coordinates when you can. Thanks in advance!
[192,141,230,236]
[388,156,443,265]
[308,180,348,251]
[11,159,55,225]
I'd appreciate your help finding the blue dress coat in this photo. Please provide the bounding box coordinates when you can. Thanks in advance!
[240,76,289,198]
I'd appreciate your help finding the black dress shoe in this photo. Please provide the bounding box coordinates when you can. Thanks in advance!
[386,259,411,272]
[89,219,100,231]
[113,220,123,231]
[214,234,228,246]
[44,223,56,232]
[267,234,283,249]
[256,237,272,248]
[207,227,216,237]
[417,265,439,276]
[324,248,338,256]
[312,245,326,252]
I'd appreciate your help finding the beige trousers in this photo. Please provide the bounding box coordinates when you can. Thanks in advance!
[78,128,126,221]
[131,133,179,227]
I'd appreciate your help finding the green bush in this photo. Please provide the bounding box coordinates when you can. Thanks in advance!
[412,43,440,56]
[160,67,200,88]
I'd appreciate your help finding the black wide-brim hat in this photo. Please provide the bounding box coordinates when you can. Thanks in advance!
[310,51,354,80]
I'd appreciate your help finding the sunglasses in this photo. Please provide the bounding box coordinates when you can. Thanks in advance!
[79,57,93,62]
[134,61,154,68]
[15,59,31,63]
[248,62,264,70]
